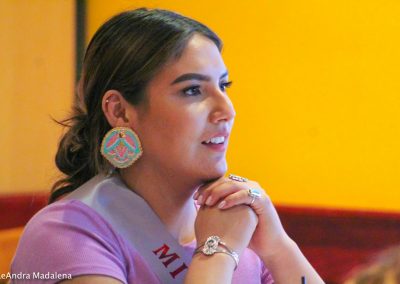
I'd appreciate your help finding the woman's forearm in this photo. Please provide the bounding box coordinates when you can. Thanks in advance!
[260,237,325,284]
[184,253,236,284]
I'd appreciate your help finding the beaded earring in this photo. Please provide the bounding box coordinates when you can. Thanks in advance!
[100,127,143,168]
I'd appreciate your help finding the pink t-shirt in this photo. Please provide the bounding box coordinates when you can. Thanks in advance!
[11,200,274,283]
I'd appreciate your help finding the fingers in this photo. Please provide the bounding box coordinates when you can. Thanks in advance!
[219,189,270,216]
[194,178,245,207]
[193,175,269,217]
[217,189,251,209]
[194,177,227,204]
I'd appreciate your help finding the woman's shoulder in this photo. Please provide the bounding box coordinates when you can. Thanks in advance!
[24,199,117,235]
[17,198,130,258]
[23,200,119,241]
[11,199,131,283]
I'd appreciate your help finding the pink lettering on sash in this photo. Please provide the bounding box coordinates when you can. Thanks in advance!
[152,244,188,278]
[170,263,188,279]
[152,244,180,267]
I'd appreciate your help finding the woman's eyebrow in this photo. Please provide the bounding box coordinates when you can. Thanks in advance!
[171,71,229,85]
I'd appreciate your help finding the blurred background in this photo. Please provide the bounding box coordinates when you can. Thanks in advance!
[1,1,399,283]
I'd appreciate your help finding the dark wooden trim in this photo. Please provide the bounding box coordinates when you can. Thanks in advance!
[278,205,400,248]
[75,0,86,83]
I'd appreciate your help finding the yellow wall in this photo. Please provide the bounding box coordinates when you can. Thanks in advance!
[87,0,400,212]
[0,1,74,194]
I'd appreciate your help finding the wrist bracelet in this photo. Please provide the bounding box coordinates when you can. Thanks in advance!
[194,236,239,270]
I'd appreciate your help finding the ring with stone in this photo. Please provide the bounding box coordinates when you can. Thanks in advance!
[248,188,262,205]
[228,174,248,182]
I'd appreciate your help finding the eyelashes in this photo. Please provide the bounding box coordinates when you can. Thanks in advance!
[220,81,233,91]
[182,81,233,97]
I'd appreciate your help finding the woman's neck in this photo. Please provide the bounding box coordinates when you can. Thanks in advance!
[119,163,199,245]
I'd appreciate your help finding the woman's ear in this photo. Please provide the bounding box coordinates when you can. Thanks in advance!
[102,90,138,128]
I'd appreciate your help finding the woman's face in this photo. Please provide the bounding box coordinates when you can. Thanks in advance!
[131,34,235,184]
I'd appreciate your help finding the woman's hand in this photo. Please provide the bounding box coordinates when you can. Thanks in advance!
[194,176,290,260]
[194,177,325,283]
[185,204,258,284]
[194,203,258,256]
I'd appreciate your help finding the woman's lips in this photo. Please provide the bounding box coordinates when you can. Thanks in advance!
[201,141,227,152]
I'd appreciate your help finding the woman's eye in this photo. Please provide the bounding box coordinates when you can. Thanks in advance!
[220,81,233,92]
[182,85,201,96]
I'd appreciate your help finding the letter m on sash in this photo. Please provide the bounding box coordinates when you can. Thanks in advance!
[152,244,188,278]
[152,244,180,267]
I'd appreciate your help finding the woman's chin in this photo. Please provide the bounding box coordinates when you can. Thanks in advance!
[203,164,228,180]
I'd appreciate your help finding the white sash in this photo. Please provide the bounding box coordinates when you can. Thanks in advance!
[65,174,193,283]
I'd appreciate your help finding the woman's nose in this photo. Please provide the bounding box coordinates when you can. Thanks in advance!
[209,90,236,124]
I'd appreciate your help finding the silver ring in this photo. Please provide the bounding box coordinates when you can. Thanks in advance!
[248,188,261,205]
[228,174,248,182]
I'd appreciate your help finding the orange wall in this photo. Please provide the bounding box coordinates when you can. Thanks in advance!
[87,1,400,212]
[0,1,74,194]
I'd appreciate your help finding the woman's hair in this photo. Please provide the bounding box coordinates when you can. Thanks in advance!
[49,8,222,203]
[343,245,400,284]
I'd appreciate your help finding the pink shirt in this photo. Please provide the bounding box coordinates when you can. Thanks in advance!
[11,199,274,283]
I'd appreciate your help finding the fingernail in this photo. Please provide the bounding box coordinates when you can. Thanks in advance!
[193,191,199,200]
[197,195,203,205]
[205,196,212,206]
[218,201,226,209]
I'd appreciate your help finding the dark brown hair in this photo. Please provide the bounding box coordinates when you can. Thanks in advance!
[50,8,222,203]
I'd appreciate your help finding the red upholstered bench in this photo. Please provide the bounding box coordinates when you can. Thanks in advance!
[1,194,400,284]
[0,194,48,230]
[278,206,400,283]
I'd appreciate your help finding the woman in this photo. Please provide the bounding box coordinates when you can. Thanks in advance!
[11,8,324,284]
